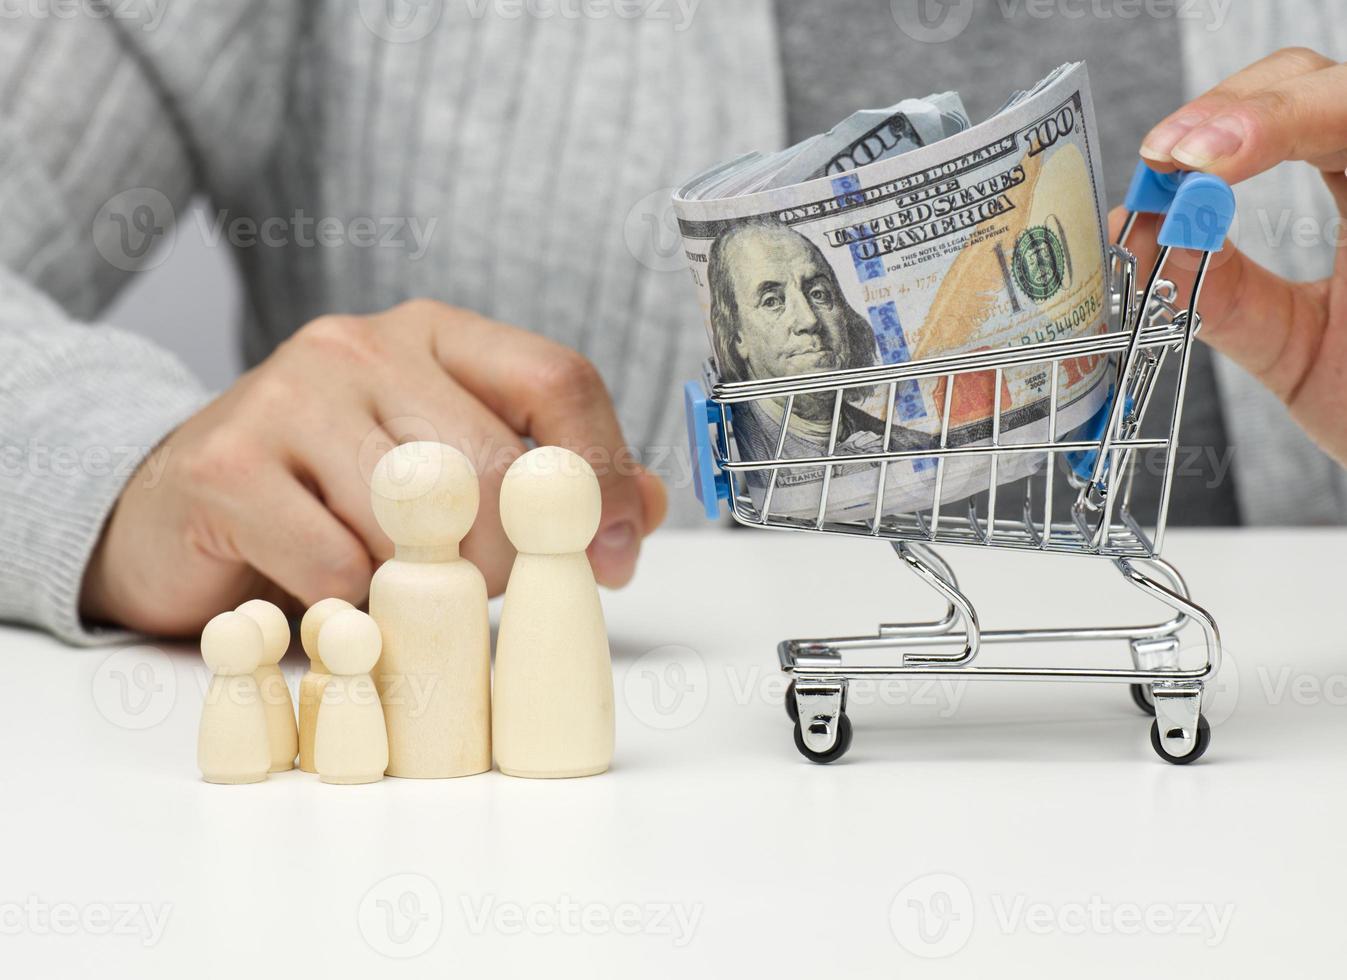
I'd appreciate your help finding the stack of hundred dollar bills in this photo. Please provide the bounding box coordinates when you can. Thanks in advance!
[673,62,1113,525]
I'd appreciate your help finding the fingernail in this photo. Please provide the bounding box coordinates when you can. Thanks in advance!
[1140,112,1207,161]
[590,521,638,585]
[594,521,636,557]
[1171,115,1246,169]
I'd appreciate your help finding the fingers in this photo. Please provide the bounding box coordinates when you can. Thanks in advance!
[637,466,669,532]
[1169,63,1347,182]
[1106,205,1321,405]
[369,355,528,592]
[402,302,661,588]
[1140,48,1347,183]
[285,409,396,565]
[226,467,374,610]
[425,306,628,455]
[1141,46,1331,166]
[1190,246,1333,431]
[1126,49,1347,463]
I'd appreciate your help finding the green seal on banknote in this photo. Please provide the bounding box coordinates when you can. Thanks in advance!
[1011,224,1067,301]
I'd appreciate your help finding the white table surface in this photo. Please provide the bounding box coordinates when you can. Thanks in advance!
[2,527,1345,977]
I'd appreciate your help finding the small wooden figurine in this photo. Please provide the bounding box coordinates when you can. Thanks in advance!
[236,598,298,773]
[297,597,352,774]
[369,442,491,779]
[492,445,614,778]
[198,611,271,785]
[315,608,390,785]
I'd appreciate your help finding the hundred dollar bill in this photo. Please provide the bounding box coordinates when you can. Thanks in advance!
[685,91,970,201]
[673,62,1112,523]
[757,91,971,191]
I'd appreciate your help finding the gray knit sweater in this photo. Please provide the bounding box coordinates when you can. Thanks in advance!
[1,0,1344,643]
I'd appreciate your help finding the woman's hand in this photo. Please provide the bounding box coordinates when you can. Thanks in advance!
[1119,47,1347,464]
[80,300,668,636]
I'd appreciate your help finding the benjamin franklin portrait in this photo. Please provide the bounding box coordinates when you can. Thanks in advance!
[706,218,929,458]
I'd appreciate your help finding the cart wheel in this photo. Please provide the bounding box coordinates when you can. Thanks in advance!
[1149,715,1211,765]
[1129,683,1153,714]
[784,680,799,723]
[793,713,853,764]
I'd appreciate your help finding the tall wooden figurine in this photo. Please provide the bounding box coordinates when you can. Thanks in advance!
[369,441,491,778]
[198,611,271,785]
[314,609,389,785]
[493,446,614,778]
[237,598,298,773]
[297,597,352,774]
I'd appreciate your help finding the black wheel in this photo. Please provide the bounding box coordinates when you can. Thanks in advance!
[1129,683,1153,714]
[784,680,799,723]
[793,713,853,764]
[1150,715,1211,765]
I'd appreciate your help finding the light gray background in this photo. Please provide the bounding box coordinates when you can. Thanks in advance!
[104,197,243,392]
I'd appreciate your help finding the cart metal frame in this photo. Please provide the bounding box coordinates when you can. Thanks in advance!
[683,163,1237,763]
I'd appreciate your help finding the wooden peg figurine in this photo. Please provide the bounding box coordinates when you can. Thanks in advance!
[493,445,614,778]
[314,609,389,785]
[236,598,298,773]
[297,597,352,774]
[198,611,271,785]
[369,441,491,778]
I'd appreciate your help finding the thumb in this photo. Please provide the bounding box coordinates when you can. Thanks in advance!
[589,464,666,589]
[1108,205,1319,405]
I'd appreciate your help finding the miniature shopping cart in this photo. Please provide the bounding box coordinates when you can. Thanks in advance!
[683,162,1236,765]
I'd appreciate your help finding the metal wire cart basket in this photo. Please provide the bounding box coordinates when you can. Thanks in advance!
[683,163,1237,765]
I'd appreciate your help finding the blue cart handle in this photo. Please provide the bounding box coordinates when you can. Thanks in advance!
[1123,159,1186,214]
[1079,164,1236,483]
[683,380,731,520]
[1123,161,1236,252]
[1158,173,1235,253]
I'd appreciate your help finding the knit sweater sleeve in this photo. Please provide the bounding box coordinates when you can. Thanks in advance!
[0,13,212,643]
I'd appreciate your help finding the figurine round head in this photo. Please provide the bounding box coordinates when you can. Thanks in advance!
[317,609,383,675]
[499,446,601,555]
[300,597,353,669]
[371,441,479,549]
[235,599,290,667]
[201,611,265,675]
